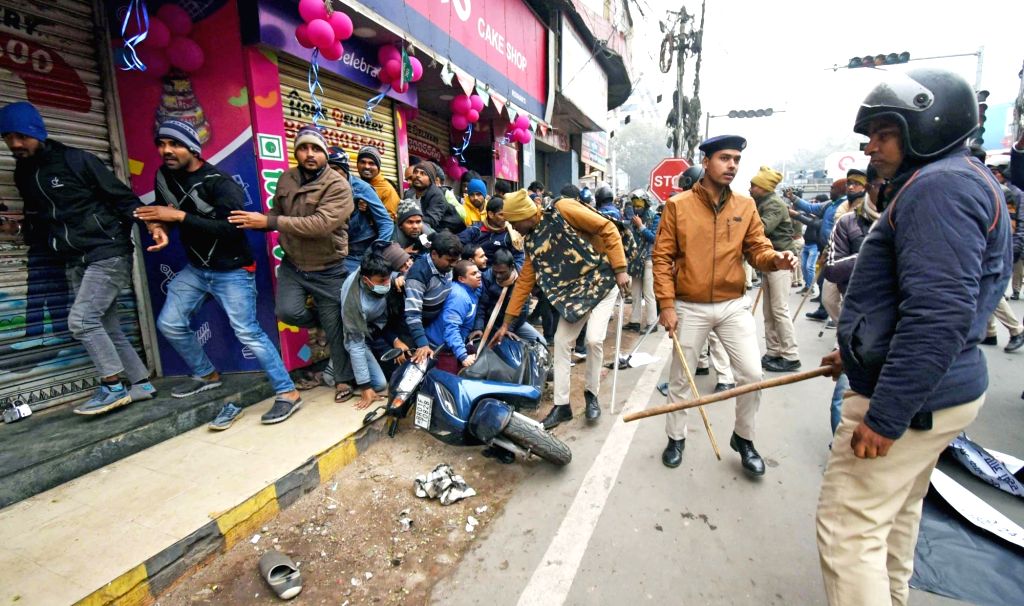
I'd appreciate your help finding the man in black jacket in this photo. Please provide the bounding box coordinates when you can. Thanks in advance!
[816,69,1010,605]
[0,101,167,415]
[135,120,302,428]
[409,162,464,234]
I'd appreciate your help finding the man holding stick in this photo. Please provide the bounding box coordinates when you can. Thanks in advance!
[816,69,1009,605]
[652,135,798,473]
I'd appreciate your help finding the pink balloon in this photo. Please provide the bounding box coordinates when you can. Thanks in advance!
[520,130,532,144]
[320,40,344,61]
[157,4,192,36]
[392,78,409,94]
[147,18,171,49]
[166,37,204,73]
[137,46,169,77]
[384,59,402,80]
[306,19,335,49]
[465,109,480,124]
[409,56,423,82]
[451,114,469,131]
[514,115,531,130]
[451,94,471,115]
[469,94,484,112]
[298,0,328,23]
[377,45,401,66]
[328,11,354,41]
[295,24,314,49]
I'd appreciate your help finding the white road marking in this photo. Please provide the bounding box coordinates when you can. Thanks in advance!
[516,337,673,606]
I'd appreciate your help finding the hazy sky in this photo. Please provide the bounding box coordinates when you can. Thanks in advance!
[627,0,1024,185]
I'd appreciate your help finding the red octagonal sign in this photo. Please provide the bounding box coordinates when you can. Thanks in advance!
[649,157,692,204]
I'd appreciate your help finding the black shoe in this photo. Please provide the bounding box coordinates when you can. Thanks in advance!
[694,366,710,376]
[760,354,782,366]
[810,295,822,303]
[584,390,601,422]
[714,382,736,393]
[981,335,998,346]
[662,438,685,468]
[657,381,669,396]
[1006,333,1024,352]
[825,320,836,329]
[1013,291,1020,300]
[805,308,829,321]
[730,433,765,476]
[541,405,573,430]
[764,358,802,372]
[546,367,555,382]
[624,322,641,332]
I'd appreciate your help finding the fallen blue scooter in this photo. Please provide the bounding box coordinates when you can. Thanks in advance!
[363,338,571,466]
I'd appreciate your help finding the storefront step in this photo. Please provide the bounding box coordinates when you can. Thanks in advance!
[0,373,274,508]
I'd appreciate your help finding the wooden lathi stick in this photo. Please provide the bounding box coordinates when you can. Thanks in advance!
[479,286,508,349]
[623,366,833,423]
[751,286,763,315]
[793,284,815,318]
[670,332,720,459]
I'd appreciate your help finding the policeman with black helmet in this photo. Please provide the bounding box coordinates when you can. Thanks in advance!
[816,68,1011,606]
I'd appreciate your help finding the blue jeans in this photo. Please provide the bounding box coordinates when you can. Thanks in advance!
[802,243,819,287]
[830,372,849,435]
[157,265,294,394]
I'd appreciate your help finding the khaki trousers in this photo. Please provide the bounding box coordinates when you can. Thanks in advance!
[986,296,1023,337]
[665,298,762,441]
[697,331,734,384]
[791,239,805,285]
[629,258,657,326]
[1013,258,1023,293]
[816,392,983,606]
[552,287,618,406]
[762,270,799,360]
[822,280,842,323]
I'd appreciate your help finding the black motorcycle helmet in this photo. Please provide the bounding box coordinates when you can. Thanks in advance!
[678,166,704,191]
[595,186,614,205]
[853,68,978,160]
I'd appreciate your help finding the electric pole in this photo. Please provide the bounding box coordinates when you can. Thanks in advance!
[672,7,686,158]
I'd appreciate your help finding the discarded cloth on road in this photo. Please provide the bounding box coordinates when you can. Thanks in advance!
[947,432,1024,497]
[414,464,476,505]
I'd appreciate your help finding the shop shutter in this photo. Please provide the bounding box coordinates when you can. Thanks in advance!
[0,0,145,412]
[278,58,399,185]
[407,110,451,164]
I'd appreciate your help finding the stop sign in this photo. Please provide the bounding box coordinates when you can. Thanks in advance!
[649,157,692,203]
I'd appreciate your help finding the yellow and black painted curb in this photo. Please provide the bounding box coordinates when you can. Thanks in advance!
[73,424,382,605]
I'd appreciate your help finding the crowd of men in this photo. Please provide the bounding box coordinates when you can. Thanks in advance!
[2,64,1022,605]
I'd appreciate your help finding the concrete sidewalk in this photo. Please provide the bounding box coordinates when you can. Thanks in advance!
[0,387,379,606]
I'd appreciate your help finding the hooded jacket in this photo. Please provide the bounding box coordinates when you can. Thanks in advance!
[346,174,394,261]
[267,166,354,272]
[839,149,1010,440]
[652,180,778,308]
[13,139,142,265]
[416,181,465,234]
[425,280,480,362]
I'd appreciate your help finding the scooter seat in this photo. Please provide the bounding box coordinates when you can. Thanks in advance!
[461,346,520,384]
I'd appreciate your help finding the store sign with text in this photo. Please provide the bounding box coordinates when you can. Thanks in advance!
[354,0,547,117]
[580,131,608,172]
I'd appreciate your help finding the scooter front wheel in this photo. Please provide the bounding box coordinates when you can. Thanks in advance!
[502,412,572,466]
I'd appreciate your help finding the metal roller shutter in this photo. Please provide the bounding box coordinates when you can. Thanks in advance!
[407,110,451,164]
[278,58,399,184]
[0,0,145,412]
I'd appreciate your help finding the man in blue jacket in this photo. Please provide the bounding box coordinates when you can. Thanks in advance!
[815,68,1010,606]
[327,148,394,274]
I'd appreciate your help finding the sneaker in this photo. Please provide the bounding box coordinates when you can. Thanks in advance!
[261,396,303,424]
[74,383,132,415]
[209,402,244,431]
[128,381,157,402]
[171,375,223,398]
[572,349,587,361]
[825,320,836,329]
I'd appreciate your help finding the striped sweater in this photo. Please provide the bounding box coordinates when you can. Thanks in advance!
[404,254,453,348]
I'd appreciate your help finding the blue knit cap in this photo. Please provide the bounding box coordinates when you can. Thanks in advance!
[0,101,48,141]
[156,120,202,155]
[467,178,487,196]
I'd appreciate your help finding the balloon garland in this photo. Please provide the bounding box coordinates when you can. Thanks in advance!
[294,0,355,126]
[118,3,206,77]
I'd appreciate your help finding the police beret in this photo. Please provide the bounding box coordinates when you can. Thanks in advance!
[699,135,747,156]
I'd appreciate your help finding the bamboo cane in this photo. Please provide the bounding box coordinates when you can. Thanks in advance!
[793,284,814,318]
[479,286,508,349]
[610,293,625,415]
[751,286,763,315]
[624,365,832,422]
[670,332,721,460]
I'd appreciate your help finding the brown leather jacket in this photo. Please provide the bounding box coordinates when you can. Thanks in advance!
[267,167,354,272]
[652,180,778,307]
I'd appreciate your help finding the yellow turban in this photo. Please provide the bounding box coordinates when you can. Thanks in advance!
[503,188,540,222]
[751,166,783,192]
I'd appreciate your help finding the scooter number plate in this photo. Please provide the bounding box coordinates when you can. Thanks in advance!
[414,393,432,429]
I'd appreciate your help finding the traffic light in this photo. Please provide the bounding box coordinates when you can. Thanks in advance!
[972,89,990,147]
[848,52,910,69]
[727,108,774,118]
